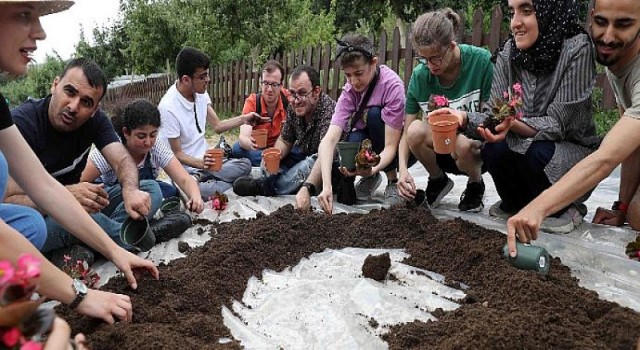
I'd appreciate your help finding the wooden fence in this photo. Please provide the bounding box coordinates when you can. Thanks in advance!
[103,5,616,115]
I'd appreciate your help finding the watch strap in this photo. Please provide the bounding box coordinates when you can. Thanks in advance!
[302,182,316,196]
[69,280,87,309]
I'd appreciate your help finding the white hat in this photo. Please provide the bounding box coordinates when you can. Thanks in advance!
[1,0,74,16]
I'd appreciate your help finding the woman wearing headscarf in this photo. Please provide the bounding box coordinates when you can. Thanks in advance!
[431,0,599,233]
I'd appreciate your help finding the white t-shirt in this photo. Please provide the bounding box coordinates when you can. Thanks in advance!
[158,82,211,172]
[89,138,174,186]
[606,55,640,119]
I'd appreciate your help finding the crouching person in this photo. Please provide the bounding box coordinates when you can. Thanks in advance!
[233,65,336,198]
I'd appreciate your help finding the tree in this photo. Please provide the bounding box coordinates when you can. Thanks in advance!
[0,54,66,107]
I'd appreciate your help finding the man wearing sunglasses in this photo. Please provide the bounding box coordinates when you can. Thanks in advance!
[233,65,336,200]
[159,47,254,199]
[232,60,291,166]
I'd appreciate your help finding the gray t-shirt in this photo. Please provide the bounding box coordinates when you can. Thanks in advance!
[606,55,640,119]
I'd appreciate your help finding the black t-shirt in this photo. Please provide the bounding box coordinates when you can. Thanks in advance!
[11,95,118,185]
[0,93,14,130]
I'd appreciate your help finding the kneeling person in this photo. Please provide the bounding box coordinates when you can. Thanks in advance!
[233,65,335,196]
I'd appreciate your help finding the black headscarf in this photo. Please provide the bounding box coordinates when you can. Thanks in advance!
[510,0,585,74]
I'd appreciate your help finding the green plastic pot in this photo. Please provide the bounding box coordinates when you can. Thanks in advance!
[160,196,182,214]
[502,241,550,275]
[337,142,360,171]
[121,217,155,252]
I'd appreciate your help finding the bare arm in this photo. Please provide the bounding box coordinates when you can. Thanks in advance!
[372,125,402,174]
[163,156,204,213]
[80,158,101,183]
[274,137,293,160]
[101,142,150,219]
[206,104,256,134]
[167,137,204,170]
[398,113,417,175]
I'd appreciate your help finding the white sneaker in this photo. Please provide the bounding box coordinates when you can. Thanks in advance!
[540,204,584,234]
[384,181,405,206]
[355,173,382,200]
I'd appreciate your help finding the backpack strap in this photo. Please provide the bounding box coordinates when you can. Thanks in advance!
[255,93,262,116]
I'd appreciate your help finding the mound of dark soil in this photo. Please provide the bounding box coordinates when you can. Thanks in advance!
[59,206,640,349]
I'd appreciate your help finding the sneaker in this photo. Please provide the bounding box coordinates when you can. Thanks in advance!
[458,181,485,212]
[150,211,193,243]
[488,200,515,220]
[355,173,382,200]
[233,176,266,196]
[384,180,405,205]
[48,245,95,270]
[540,204,584,234]
[425,173,454,208]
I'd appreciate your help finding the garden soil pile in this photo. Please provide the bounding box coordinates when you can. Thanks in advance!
[60,205,640,349]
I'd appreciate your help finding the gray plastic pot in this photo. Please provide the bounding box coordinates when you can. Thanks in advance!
[121,217,156,252]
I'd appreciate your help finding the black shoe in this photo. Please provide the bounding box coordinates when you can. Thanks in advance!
[458,181,485,212]
[233,176,266,196]
[425,173,454,208]
[150,211,192,244]
[47,245,95,270]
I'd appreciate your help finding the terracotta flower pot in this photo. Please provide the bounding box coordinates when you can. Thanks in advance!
[121,217,155,252]
[428,114,459,154]
[252,128,268,149]
[262,147,281,173]
[336,142,359,171]
[206,149,225,172]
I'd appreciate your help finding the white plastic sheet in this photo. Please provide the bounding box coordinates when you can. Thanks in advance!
[222,248,465,349]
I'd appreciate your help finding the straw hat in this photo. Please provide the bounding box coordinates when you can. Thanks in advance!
[0,0,74,16]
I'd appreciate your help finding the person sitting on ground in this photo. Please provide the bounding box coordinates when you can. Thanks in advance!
[81,98,205,214]
[315,33,406,214]
[233,65,336,200]
[5,57,166,258]
[507,0,640,256]
[0,0,158,324]
[397,8,493,212]
[158,46,253,200]
[231,60,290,166]
[432,0,599,234]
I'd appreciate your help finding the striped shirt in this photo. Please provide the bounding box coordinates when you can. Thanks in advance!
[89,138,174,186]
[468,33,601,183]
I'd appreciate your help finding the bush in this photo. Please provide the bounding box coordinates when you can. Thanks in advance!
[592,86,619,136]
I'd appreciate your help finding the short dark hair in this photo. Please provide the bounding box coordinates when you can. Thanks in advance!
[262,60,285,82]
[290,65,320,89]
[60,57,108,100]
[176,46,210,78]
[336,33,376,67]
[111,98,160,140]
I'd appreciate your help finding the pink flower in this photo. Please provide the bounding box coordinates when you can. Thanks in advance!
[213,198,221,210]
[512,82,523,96]
[2,328,21,347]
[21,341,43,350]
[14,254,40,284]
[503,91,509,99]
[63,255,71,263]
[433,95,449,108]
[0,261,15,285]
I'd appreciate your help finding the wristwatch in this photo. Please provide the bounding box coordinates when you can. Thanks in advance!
[301,182,316,196]
[69,279,88,309]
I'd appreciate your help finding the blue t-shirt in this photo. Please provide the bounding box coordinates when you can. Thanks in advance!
[11,95,118,185]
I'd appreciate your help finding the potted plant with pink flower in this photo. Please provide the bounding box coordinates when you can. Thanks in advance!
[427,95,459,154]
[0,254,55,350]
[482,82,524,134]
[60,255,100,289]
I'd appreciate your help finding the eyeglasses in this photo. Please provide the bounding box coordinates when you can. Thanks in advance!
[261,81,282,89]
[288,90,314,102]
[416,45,451,66]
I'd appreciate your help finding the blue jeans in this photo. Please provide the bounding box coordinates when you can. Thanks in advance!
[231,141,263,167]
[0,151,47,249]
[41,179,163,253]
[157,180,178,198]
[193,158,252,199]
[348,106,413,172]
[481,140,555,211]
[262,146,315,196]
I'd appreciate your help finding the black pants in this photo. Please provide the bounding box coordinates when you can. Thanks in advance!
[481,140,555,212]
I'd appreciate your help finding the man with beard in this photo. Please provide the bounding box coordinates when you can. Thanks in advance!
[506,0,640,257]
[232,65,336,200]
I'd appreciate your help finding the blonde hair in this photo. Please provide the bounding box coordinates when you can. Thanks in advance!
[411,8,461,49]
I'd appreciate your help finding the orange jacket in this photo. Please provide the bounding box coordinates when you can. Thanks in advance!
[242,89,290,147]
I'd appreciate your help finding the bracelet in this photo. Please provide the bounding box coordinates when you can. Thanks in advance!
[612,201,629,214]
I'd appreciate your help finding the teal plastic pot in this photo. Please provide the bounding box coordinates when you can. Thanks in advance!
[160,196,182,214]
[121,217,155,252]
[337,142,360,171]
[502,241,550,275]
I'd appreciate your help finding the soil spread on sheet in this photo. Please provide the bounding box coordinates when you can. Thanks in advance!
[58,205,640,349]
[362,252,391,281]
